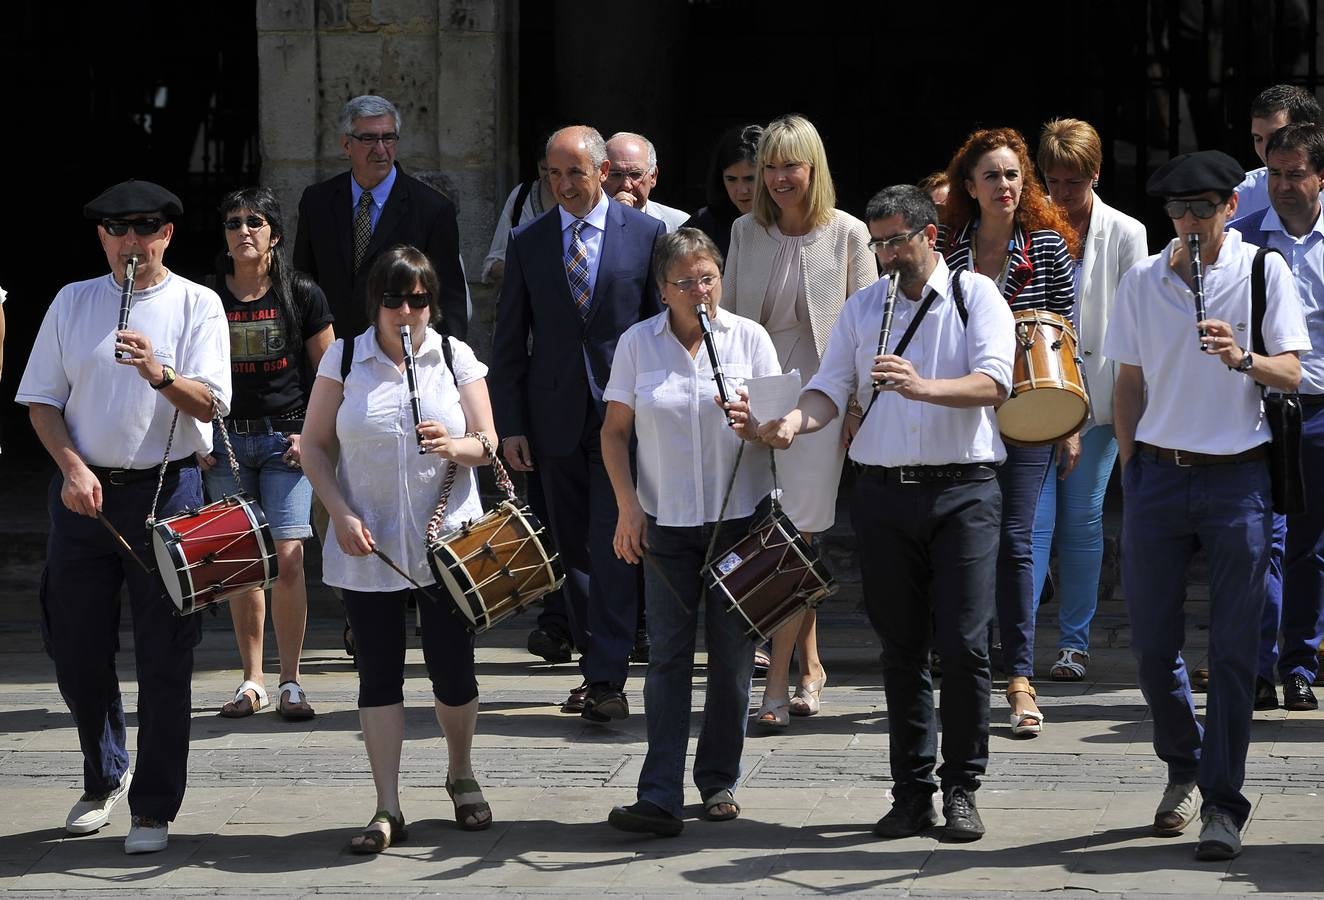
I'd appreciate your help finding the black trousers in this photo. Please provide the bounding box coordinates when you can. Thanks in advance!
[851,468,1000,799]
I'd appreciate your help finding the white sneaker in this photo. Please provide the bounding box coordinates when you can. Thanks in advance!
[65,769,132,835]
[1195,810,1242,860]
[1153,781,1199,836]
[124,815,169,854]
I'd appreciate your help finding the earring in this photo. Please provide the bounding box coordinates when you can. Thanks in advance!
[1092,179,1099,188]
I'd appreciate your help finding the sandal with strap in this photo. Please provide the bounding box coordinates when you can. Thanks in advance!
[277,681,316,720]
[1050,649,1089,682]
[350,809,407,854]
[702,788,741,822]
[755,694,790,729]
[1007,679,1044,738]
[219,680,268,718]
[790,672,827,717]
[446,777,493,831]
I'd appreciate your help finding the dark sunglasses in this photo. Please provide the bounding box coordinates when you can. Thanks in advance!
[1163,198,1220,219]
[223,215,269,231]
[102,218,166,237]
[381,291,432,310]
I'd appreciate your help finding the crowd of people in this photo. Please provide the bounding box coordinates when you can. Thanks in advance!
[11,84,1324,864]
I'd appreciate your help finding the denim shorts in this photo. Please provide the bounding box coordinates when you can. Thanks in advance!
[203,424,313,540]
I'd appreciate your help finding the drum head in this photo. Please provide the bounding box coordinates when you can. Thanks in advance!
[150,525,188,612]
[998,392,1089,445]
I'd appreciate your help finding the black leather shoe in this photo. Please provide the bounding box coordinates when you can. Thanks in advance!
[942,787,985,842]
[582,683,629,722]
[630,630,650,664]
[872,793,938,838]
[1282,673,1319,711]
[560,682,590,714]
[608,800,682,836]
[528,627,573,664]
[1254,676,1279,711]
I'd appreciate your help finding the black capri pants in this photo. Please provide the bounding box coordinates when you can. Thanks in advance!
[343,588,478,708]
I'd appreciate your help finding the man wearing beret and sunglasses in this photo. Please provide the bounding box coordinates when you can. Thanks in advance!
[15,179,231,855]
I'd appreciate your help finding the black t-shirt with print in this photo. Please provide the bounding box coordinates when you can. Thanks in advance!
[220,279,334,417]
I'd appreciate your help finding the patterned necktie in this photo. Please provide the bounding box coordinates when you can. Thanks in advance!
[566,220,591,319]
[352,189,374,272]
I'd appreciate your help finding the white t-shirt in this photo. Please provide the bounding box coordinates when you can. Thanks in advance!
[316,327,488,592]
[604,307,781,527]
[1103,229,1311,453]
[16,272,231,468]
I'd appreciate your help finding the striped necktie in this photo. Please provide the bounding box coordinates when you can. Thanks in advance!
[566,220,591,318]
[352,189,374,272]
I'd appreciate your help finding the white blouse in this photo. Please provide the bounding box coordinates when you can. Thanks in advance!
[316,327,488,592]
[604,307,782,527]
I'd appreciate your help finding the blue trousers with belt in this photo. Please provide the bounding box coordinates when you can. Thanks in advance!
[1121,452,1272,827]
[39,466,203,822]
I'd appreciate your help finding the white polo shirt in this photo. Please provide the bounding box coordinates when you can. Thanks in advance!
[806,257,1014,467]
[604,306,781,527]
[1103,229,1310,454]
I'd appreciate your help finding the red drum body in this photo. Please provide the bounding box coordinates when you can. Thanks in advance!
[151,494,278,615]
[705,508,837,643]
[428,501,565,633]
[997,309,1089,446]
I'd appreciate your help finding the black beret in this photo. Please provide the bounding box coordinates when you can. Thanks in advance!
[1146,150,1246,198]
[83,180,184,220]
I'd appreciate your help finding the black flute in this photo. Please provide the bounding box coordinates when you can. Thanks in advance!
[695,304,735,427]
[399,325,427,454]
[1186,233,1209,351]
[870,269,901,390]
[114,255,138,360]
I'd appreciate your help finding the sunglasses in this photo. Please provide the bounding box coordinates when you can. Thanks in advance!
[223,215,269,231]
[102,218,166,237]
[1163,198,1220,219]
[381,291,432,310]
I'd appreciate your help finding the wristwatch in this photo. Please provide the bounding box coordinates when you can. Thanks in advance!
[1234,350,1254,373]
[150,365,177,390]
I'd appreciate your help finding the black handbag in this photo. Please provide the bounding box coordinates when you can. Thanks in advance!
[1250,247,1306,515]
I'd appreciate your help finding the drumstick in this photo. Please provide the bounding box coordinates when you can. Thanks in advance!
[695,304,735,427]
[871,268,901,390]
[1186,234,1208,351]
[115,254,139,360]
[399,325,427,454]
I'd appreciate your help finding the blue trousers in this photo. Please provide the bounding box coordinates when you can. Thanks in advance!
[996,443,1053,676]
[39,467,204,822]
[1121,452,1272,827]
[1031,425,1119,652]
[636,515,756,817]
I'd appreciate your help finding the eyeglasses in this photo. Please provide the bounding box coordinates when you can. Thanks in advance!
[381,291,432,310]
[1163,198,1220,219]
[223,215,269,231]
[665,274,720,293]
[606,169,651,183]
[867,226,926,253]
[347,131,400,147]
[102,218,166,237]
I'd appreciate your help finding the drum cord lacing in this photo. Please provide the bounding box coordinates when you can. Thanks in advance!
[147,384,242,526]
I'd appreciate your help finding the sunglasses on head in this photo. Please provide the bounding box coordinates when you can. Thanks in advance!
[381,291,432,310]
[223,215,269,231]
[102,218,166,237]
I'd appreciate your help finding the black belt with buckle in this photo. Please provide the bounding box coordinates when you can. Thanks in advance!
[1136,442,1268,467]
[89,456,195,486]
[1298,394,1324,407]
[858,462,998,484]
[225,413,305,434]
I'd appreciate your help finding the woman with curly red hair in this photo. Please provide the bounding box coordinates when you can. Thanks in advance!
[940,127,1078,739]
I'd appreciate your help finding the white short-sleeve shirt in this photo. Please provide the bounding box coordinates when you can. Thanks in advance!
[1103,230,1311,453]
[604,307,781,527]
[316,327,488,592]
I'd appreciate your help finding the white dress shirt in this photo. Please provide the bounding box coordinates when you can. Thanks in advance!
[604,307,781,527]
[1103,229,1310,454]
[558,192,610,302]
[316,327,488,592]
[641,199,690,233]
[1235,167,1270,222]
[16,272,232,468]
[806,257,1014,467]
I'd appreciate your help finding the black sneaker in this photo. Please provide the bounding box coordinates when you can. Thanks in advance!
[582,683,629,722]
[608,800,683,837]
[560,682,590,714]
[630,629,650,664]
[1282,672,1319,711]
[1254,676,1279,711]
[872,793,938,838]
[942,787,985,842]
[528,627,573,664]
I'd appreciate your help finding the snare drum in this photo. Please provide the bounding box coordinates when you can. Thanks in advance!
[706,507,837,643]
[428,500,565,633]
[151,494,279,615]
[997,309,1089,446]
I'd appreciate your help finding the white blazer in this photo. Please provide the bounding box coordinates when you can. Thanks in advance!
[1077,193,1148,425]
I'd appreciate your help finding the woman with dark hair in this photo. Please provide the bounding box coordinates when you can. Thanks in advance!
[301,244,497,853]
[683,124,762,257]
[203,187,334,720]
[940,127,1079,738]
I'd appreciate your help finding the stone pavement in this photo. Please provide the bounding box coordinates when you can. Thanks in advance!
[1,463,1322,898]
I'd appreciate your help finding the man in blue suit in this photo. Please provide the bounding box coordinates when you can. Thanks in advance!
[491,125,664,721]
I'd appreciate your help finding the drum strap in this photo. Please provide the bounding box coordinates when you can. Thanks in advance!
[146,383,242,526]
[859,287,939,429]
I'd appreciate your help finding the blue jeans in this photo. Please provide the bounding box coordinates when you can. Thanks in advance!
[1258,514,1287,681]
[996,443,1053,676]
[1031,425,1119,652]
[1122,451,1272,827]
[204,424,313,540]
[637,514,756,818]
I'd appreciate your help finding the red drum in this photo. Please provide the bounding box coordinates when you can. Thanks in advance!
[705,507,837,643]
[151,495,279,615]
[428,501,565,633]
[997,309,1090,446]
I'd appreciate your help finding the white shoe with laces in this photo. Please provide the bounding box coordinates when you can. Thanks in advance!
[1195,810,1242,861]
[66,769,131,835]
[124,815,169,854]
[1153,781,1200,836]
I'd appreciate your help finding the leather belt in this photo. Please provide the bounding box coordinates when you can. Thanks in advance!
[88,456,195,486]
[1136,442,1268,467]
[225,415,305,435]
[857,463,998,484]
[1297,394,1324,407]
